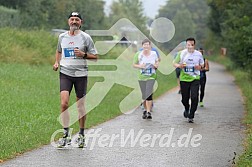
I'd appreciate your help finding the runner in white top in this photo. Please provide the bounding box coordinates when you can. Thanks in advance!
[173,37,204,123]
[133,39,159,119]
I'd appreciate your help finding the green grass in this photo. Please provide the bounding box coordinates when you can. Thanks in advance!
[233,70,252,166]
[0,64,59,160]
[0,28,57,65]
[0,28,177,161]
[208,55,252,166]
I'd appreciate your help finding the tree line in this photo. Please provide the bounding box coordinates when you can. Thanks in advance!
[207,0,252,74]
[0,0,106,30]
[0,0,146,31]
[0,0,251,74]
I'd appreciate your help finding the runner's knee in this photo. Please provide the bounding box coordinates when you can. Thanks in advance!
[61,101,69,111]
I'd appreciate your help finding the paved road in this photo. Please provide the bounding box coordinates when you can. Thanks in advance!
[1,62,245,167]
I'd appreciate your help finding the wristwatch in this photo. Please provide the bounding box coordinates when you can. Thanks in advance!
[83,53,87,59]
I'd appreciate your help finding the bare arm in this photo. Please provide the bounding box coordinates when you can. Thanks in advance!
[133,63,145,69]
[203,59,209,71]
[173,62,180,68]
[53,50,61,71]
[153,60,159,69]
[173,62,186,69]
[173,53,186,69]
[86,53,98,60]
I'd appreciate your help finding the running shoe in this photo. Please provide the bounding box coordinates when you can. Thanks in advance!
[75,134,85,148]
[57,136,71,148]
[147,112,152,119]
[183,110,189,118]
[188,118,194,123]
[142,111,147,119]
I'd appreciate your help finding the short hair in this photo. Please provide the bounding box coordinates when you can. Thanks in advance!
[142,39,151,45]
[186,37,196,44]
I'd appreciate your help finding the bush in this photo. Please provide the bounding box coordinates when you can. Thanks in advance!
[0,6,20,27]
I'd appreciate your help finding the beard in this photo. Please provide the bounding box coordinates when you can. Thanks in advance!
[70,24,79,32]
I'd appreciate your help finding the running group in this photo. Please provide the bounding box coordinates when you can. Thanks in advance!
[133,37,209,123]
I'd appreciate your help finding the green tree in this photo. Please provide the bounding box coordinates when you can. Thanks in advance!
[109,0,147,34]
[0,0,105,30]
[207,0,223,36]
[19,0,54,29]
[221,0,252,71]
[0,5,20,27]
[207,0,252,74]
[0,0,28,9]
[157,0,209,50]
[171,9,196,48]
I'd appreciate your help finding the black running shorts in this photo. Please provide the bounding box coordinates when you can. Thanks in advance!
[60,72,87,98]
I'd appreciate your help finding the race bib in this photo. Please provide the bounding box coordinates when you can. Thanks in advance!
[64,48,75,58]
[184,66,195,72]
[141,63,153,76]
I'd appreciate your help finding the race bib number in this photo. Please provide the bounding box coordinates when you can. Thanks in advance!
[64,48,75,58]
[184,66,195,72]
[141,68,152,76]
[141,63,153,76]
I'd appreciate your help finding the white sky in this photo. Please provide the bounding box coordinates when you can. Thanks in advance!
[103,0,167,18]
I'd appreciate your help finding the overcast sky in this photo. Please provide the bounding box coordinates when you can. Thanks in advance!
[103,0,167,18]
